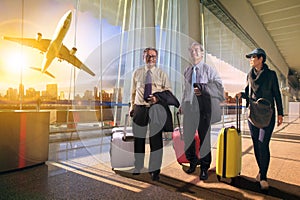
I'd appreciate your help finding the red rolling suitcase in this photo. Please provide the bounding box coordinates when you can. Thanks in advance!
[172,112,200,164]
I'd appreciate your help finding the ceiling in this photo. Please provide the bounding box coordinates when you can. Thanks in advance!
[248,0,300,87]
[204,0,300,89]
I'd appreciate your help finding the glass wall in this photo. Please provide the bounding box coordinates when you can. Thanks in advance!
[76,0,204,125]
[204,6,249,97]
[0,0,286,127]
[203,5,286,98]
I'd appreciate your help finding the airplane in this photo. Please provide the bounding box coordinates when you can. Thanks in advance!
[2,10,95,78]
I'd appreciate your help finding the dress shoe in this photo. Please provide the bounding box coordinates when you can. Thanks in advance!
[150,172,160,181]
[185,163,197,174]
[132,168,140,175]
[199,170,208,180]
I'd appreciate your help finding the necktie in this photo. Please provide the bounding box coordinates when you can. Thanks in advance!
[190,67,197,103]
[144,70,152,101]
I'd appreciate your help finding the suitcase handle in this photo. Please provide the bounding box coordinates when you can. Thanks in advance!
[122,114,130,141]
[236,96,241,133]
[176,112,184,140]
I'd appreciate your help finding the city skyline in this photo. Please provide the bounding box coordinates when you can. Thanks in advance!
[0,81,238,105]
[0,82,115,102]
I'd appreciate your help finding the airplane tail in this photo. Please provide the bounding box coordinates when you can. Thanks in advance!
[30,67,55,79]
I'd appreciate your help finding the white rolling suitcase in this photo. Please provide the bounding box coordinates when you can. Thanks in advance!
[110,114,135,169]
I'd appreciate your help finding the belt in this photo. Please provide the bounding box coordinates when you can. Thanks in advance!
[135,104,151,108]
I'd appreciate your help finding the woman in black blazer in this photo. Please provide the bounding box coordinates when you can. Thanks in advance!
[237,48,284,190]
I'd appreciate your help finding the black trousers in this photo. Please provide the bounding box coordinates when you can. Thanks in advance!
[248,111,275,181]
[132,105,163,173]
[183,94,212,171]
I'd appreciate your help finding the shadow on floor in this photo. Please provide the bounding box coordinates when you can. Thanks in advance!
[0,163,191,200]
[114,169,249,200]
[1,162,299,200]
[232,175,300,200]
[114,169,300,200]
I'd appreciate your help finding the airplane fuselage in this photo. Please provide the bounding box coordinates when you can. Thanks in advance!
[42,10,72,73]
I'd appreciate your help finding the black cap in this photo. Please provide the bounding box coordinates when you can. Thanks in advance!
[245,48,266,59]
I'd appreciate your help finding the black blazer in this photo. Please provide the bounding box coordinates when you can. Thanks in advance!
[242,65,284,116]
[152,90,180,132]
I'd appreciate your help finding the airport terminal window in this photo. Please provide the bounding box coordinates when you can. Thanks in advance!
[204,7,250,74]
[203,6,286,98]
[1,0,286,127]
[202,7,249,96]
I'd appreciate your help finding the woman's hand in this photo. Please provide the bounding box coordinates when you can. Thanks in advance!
[277,115,283,126]
[235,92,242,99]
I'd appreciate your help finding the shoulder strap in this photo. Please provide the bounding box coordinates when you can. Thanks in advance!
[248,78,252,99]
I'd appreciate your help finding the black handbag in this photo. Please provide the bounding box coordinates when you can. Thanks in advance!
[247,81,273,128]
[248,98,273,128]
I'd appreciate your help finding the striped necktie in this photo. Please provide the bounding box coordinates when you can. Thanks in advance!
[144,70,152,101]
[190,67,197,103]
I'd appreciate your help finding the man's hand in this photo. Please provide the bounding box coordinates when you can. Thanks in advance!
[129,109,134,117]
[194,87,202,96]
[148,95,158,104]
[178,106,183,114]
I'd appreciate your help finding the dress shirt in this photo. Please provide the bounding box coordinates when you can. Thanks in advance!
[130,66,172,108]
[181,60,223,103]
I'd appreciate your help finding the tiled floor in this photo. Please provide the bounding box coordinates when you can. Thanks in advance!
[0,116,300,199]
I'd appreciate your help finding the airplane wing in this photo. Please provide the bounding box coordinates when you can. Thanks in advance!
[30,67,56,79]
[3,36,51,53]
[59,45,95,76]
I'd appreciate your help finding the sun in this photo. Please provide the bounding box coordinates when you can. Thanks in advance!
[5,51,27,74]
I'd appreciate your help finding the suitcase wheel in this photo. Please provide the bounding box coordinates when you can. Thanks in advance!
[230,177,238,186]
[216,175,238,185]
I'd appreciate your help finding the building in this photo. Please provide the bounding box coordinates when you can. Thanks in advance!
[46,84,58,101]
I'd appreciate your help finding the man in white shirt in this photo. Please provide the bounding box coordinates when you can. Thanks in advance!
[129,47,172,181]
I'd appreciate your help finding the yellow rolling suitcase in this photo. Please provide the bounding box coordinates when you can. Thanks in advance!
[216,97,242,183]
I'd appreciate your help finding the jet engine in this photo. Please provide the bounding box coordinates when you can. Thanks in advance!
[70,47,77,55]
[36,33,42,41]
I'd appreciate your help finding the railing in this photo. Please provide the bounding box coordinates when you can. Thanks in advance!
[0,100,248,136]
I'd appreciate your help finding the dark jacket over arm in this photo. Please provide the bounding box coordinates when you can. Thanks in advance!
[152,90,180,132]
